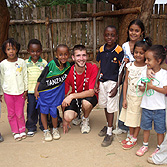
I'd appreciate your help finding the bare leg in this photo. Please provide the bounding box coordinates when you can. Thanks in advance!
[133,127,140,138]
[104,108,114,127]
[143,130,150,143]
[52,117,58,129]
[129,127,135,136]
[41,113,48,130]
[64,110,78,123]
[157,133,164,146]
[104,108,108,123]
[82,100,93,118]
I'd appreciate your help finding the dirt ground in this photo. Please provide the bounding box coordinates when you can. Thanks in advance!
[0,101,166,167]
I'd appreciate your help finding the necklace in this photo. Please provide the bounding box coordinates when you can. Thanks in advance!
[73,64,87,116]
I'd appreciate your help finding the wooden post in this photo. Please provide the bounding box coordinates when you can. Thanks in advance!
[93,0,96,59]
[45,17,54,59]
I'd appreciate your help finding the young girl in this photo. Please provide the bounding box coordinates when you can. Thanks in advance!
[119,38,152,150]
[113,19,145,135]
[0,38,28,141]
[136,45,167,157]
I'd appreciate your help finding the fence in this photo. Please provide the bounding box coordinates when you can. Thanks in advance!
[8,2,167,61]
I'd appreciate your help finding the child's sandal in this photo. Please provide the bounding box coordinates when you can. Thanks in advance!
[13,133,22,141]
[20,132,27,139]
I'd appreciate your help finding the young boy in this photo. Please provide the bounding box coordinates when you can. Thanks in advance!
[96,25,124,147]
[35,44,71,142]
[25,39,48,137]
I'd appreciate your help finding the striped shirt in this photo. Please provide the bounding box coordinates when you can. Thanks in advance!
[25,56,47,93]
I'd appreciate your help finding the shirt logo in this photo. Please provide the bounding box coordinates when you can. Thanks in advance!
[111,57,118,63]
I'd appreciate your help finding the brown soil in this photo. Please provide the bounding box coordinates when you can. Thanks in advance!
[0,100,166,167]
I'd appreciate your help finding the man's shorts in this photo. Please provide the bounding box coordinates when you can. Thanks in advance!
[40,105,58,118]
[64,95,98,115]
[140,108,166,134]
[98,80,118,113]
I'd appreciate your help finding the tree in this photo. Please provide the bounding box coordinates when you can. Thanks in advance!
[0,0,10,61]
[107,0,155,45]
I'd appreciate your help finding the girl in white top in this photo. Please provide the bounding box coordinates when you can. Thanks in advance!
[119,39,152,150]
[113,19,146,135]
[122,19,145,62]
[0,38,28,141]
[136,45,167,157]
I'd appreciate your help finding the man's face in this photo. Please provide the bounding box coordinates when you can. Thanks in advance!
[72,49,88,68]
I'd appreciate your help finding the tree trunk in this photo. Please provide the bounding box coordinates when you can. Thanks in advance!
[0,0,10,61]
[108,0,155,45]
[139,0,155,35]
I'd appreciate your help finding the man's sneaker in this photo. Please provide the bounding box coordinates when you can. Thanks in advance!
[27,131,36,137]
[52,129,60,140]
[136,146,148,156]
[121,136,131,145]
[44,131,52,142]
[112,128,127,135]
[0,133,4,142]
[72,117,82,126]
[149,147,160,157]
[98,126,107,137]
[81,118,90,134]
[101,134,113,147]
[122,140,137,150]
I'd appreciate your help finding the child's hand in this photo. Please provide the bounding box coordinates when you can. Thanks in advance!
[122,99,127,109]
[109,86,117,97]
[147,69,155,79]
[123,58,129,64]
[63,119,71,134]
[35,90,39,100]
[23,91,28,100]
[94,83,99,93]
[146,80,153,90]
[0,95,2,102]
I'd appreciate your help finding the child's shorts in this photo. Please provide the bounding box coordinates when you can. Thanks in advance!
[40,105,57,118]
[140,108,166,134]
[98,80,118,113]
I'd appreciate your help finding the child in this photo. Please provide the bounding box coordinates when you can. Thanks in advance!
[25,39,47,137]
[0,38,28,141]
[35,44,70,142]
[96,25,124,147]
[119,38,152,150]
[113,19,146,135]
[136,45,167,157]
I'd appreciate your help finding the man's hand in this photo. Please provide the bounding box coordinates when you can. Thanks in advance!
[23,91,28,100]
[63,119,71,134]
[62,94,73,108]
